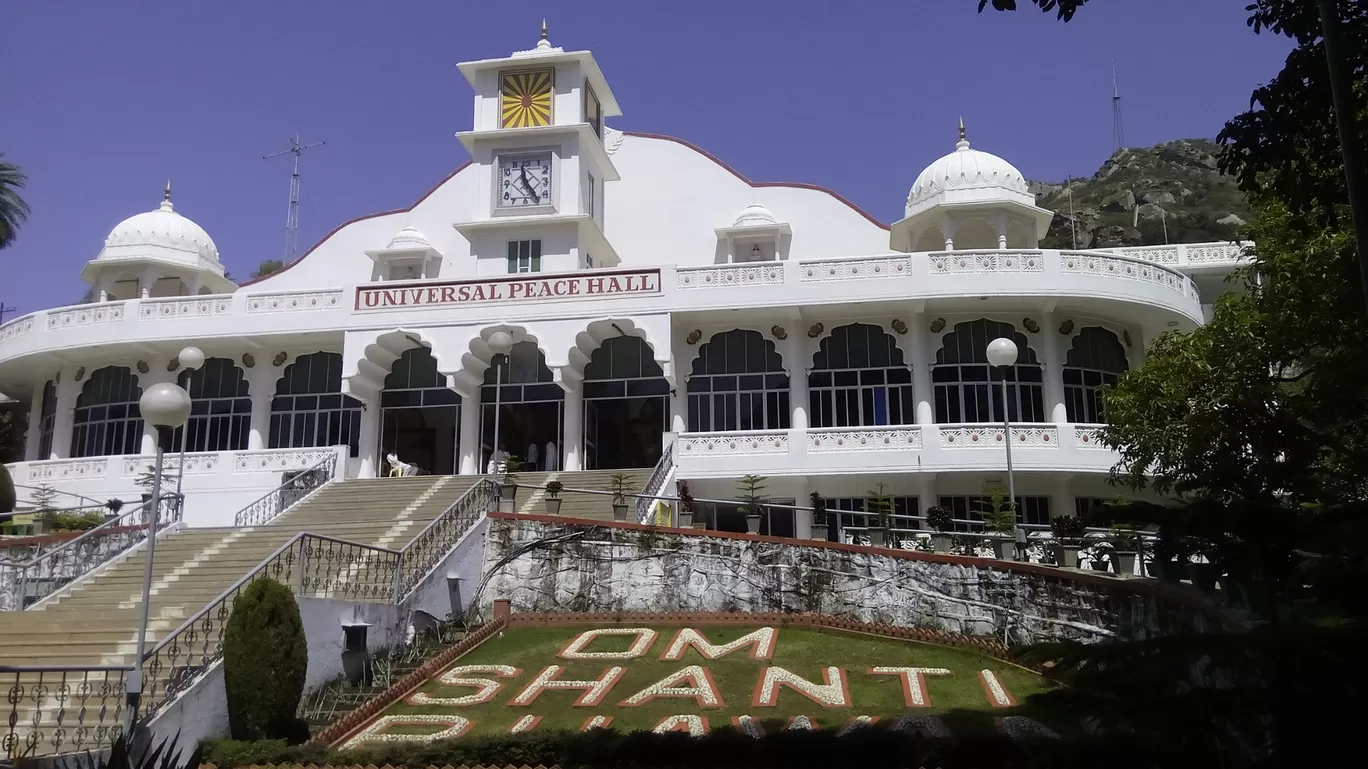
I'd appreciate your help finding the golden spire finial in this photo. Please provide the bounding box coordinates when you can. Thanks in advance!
[958,117,966,142]
[164,180,172,202]
[540,18,547,40]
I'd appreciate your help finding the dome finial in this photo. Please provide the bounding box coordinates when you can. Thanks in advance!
[956,117,970,151]
[536,18,552,50]
[161,180,174,211]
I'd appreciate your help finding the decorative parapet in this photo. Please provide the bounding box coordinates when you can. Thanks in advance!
[232,447,343,473]
[1074,425,1110,450]
[24,457,111,482]
[1059,251,1196,300]
[677,430,789,456]
[120,453,220,477]
[808,426,922,452]
[138,295,233,319]
[0,314,35,343]
[246,289,344,314]
[677,263,785,289]
[799,256,911,283]
[939,425,1058,449]
[929,250,1043,274]
[1106,241,1250,268]
[45,303,123,329]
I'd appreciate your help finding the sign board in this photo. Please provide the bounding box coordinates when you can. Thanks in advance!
[355,269,662,312]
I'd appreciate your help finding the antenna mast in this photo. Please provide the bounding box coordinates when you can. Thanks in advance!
[1111,60,1126,155]
[0,303,16,325]
[264,135,326,262]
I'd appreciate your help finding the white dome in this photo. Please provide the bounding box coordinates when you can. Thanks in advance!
[98,192,220,267]
[731,202,781,228]
[905,131,1032,217]
[387,226,433,251]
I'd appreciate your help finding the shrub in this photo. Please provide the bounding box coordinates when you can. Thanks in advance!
[544,479,563,498]
[1050,515,1086,541]
[609,472,632,504]
[0,463,14,515]
[222,577,308,742]
[809,491,826,525]
[925,505,953,532]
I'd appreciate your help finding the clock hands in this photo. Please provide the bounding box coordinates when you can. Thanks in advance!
[519,167,540,204]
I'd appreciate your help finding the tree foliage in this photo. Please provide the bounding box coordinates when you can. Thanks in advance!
[0,153,29,250]
[251,259,284,280]
[223,577,309,742]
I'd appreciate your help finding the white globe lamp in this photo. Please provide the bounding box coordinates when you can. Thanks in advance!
[139,382,191,429]
[178,345,205,372]
[487,330,514,351]
[985,337,1018,368]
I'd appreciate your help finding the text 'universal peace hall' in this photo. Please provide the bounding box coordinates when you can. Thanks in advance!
[355,270,662,311]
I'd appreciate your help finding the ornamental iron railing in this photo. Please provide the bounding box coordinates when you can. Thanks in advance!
[0,494,182,611]
[635,441,674,524]
[395,478,499,597]
[232,453,337,527]
[1,665,130,759]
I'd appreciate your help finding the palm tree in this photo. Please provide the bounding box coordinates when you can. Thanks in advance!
[0,153,31,250]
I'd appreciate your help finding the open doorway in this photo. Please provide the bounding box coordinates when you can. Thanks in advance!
[480,342,564,472]
[583,336,669,470]
[379,348,460,475]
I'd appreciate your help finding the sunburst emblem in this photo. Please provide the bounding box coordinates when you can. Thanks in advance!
[500,69,553,128]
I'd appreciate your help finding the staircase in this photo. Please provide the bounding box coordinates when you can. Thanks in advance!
[510,469,654,521]
[0,469,649,757]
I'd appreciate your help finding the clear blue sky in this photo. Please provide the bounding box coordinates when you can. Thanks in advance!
[0,0,1289,314]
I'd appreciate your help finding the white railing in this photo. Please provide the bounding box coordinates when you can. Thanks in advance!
[1106,241,1250,267]
[677,430,790,456]
[635,441,675,523]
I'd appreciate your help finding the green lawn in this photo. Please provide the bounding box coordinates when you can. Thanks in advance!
[360,625,1046,740]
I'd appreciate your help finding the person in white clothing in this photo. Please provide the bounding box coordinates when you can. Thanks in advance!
[544,441,558,472]
[526,442,540,471]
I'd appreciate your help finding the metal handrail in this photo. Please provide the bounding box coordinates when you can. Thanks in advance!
[634,442,674,523]
[232,452,338,527]
[396,477,499,598]
[0,494,182,611]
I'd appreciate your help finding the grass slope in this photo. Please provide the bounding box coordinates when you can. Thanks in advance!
[371,625,1046,738]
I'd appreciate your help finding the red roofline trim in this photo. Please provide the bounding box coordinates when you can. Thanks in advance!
[623,131,890,230]
[235,161,473,287]
[239,130,892,287]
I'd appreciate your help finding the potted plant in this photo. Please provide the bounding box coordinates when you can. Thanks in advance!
[1049,515,1086,568]
[979,494,1017,559]
[543,480,563,515]
[676,480,695,528]
[866,483,894,548]
[1149,531,1191,583]
[498,457,521,513]
[925,505,954,553]
[809,492,828,541]
[609,472,632,521]
[737,474,768,534]
[1109,525,1140,576]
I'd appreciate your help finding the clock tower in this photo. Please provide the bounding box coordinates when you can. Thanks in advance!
[454,23,623,275]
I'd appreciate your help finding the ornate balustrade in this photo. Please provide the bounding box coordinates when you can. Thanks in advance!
[232,453,338,526]
[635,441,675,523]
[1106,241,1250,267]
[396,478,498,597]
[1,664,130,758]
[677,430,789,457]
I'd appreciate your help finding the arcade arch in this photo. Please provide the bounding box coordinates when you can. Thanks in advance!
[809,323,913,428]
[165,357,250,453]
[482,341,563,472]
[932,320,1044,424]
[379,347,461,476]
[72,366,143,458]
[686,330,790,433]
[582,335,670,469]
[1063,327,1129,424]
[269,352,363,456]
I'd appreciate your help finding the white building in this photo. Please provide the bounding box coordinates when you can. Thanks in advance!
[0,31,1246,534]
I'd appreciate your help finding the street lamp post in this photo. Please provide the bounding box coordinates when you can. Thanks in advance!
[124,381,191,735]
[985,338,1020,558]
[487,331,514,474]
[173,346,204,513]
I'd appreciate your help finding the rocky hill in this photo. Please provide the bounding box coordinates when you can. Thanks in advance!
[1029,139,1251,249]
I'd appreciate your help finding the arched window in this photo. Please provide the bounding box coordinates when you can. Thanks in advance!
[72,367,143,457]
[686,330,789,432]
[932,320,1044,423]
[269,352,362,456]
[382,347,459,408]
[583,336,670,470]
[1064,327,1129,424]
[168,358,251,452]
[37,380,57,459]
[809,324,913,427]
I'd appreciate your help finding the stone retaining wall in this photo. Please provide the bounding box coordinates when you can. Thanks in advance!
[480,513,1235,645]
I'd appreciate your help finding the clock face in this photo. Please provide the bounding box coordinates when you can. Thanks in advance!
[500,69,553,128]
[498,153,553,208]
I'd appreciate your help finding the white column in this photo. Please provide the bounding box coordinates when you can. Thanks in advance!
[246,366,276,450]
[1041,312,1068,424]
[458,395,480,474]
[785,335,808,432]
[908,312,934,425]
[670,337,689,433]
[50,369,80,459]
[995,214,1008,250]
[1054,476,1076,520]
[23,382,45,461]
[940,214,958,251]
[356,397,380,478]
[562,382,583,472]
[792,476,812,539]
[920,472,938,521]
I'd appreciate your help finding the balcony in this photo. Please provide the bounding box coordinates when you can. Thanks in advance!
[674,423,1116,478]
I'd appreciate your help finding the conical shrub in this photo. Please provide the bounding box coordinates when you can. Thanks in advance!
[222,577,308,742]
